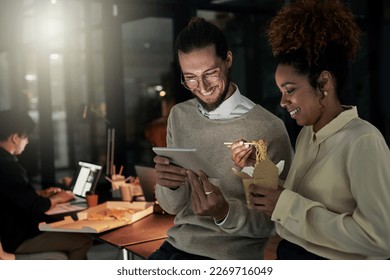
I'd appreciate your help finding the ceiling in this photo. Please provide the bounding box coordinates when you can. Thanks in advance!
[187,0,285,13]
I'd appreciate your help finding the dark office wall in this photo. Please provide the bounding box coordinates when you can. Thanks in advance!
[0,0,388,187]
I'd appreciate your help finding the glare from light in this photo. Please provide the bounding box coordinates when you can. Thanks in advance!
[159,91,167,97]
[25,74,37,81]
[50,0,58,4]
[155,85,163,91]
[48,19,62,38]
[113,4,118,17]
[50,53,60,60]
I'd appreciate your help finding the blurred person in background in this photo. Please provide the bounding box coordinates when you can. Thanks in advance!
[0,109,93,259]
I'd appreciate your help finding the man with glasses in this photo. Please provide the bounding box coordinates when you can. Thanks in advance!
[149,17,293,260]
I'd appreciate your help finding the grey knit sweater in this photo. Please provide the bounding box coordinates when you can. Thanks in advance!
[155,98,293,259]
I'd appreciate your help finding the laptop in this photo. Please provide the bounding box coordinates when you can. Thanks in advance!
[46,161,102,215]
[69,161,102,203]
[134,165,157,202]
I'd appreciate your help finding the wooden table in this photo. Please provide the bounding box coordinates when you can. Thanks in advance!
[125,239,166,260]
[97,213,174,259]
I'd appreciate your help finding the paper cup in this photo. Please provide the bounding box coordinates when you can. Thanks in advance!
[111,179,125,190]
[120,184,133,201]
[86,194,99,207]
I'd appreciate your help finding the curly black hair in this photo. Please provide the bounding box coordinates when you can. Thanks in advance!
[267,0,361,96]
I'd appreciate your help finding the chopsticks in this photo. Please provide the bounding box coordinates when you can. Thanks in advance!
[223,142,256,147]
[124,176,135,183]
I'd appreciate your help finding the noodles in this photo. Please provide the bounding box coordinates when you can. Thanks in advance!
[250,139,268,165]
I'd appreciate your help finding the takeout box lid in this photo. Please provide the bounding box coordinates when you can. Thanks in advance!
[39,201,154,233]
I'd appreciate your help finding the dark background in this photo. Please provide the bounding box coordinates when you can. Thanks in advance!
[0,0,388,187]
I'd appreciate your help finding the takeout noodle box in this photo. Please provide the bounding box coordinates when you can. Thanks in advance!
[110,175,125,190]
[235,159,278,208]
[39,201,154,233]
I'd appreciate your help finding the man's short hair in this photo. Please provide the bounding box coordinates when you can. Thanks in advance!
[0,109,36,141]
[174,17,229,62]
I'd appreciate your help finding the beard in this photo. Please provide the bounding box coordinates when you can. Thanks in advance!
[195,75,231,112]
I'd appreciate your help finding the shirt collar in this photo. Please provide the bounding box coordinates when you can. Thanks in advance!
[197,84,244,119]
[311,106,358,144]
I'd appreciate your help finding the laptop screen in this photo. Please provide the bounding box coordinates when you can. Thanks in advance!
[71,161,102,197]
[134,165,157,202]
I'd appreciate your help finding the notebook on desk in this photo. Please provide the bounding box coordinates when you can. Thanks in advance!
[45,161,102,215]
[134,165,157,202]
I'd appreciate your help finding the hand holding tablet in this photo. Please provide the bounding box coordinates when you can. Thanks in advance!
[152,147,220,178]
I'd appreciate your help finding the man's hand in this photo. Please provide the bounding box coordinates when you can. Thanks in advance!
[187,170,229,221]
[49,191,75,208]
[0,242,16,260]
[58,176,73,188]
[154,155,187,188]
[37,187,63,198]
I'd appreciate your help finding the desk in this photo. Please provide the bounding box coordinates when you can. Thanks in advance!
[125,239,165,260]
[97,213,174,259]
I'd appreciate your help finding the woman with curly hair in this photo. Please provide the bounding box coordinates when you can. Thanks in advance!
[230,0,390,259]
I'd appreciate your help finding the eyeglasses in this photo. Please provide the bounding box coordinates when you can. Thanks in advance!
[181,68,221,90]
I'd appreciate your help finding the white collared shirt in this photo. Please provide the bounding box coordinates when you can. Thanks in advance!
[197,84,255,119]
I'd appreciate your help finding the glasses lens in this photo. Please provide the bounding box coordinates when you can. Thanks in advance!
[182,71,220,90]
[204,74,219,85]
[184,79,198,89]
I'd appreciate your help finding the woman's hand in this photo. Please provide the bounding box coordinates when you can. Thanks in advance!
[248,184,284,216]
[230,140,256,168]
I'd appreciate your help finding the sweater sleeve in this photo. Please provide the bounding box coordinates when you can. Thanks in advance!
[155,183,191,214]
[153,110,192,214]
[219,197,275,237]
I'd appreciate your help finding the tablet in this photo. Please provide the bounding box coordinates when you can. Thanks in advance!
[152,147,220,178]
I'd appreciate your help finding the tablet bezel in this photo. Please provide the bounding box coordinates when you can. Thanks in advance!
[152,147,220,178]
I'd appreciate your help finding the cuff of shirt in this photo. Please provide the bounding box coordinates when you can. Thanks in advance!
[214,207,230,226]
[271,189,297,225]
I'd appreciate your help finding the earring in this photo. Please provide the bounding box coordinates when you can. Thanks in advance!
[323,91,328,97]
